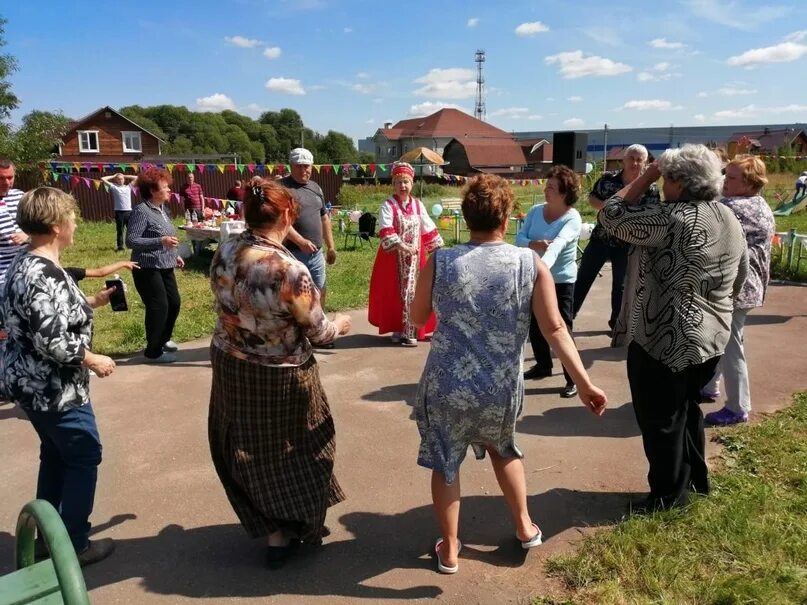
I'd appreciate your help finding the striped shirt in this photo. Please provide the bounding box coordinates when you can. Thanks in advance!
[0,188,26,292]
[600,196,748,372]
[126,200,178,269]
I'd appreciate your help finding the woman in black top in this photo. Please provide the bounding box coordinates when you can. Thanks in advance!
[1,187,118,565]
[127,167,185,363]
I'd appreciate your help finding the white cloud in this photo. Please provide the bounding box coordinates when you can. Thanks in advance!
[265,78,306,95]
[694,113,706,122]
[567,96,583,102]
[407,101,469,117]
[581,27,623,47]
[308,84,326,91]
[714,105,758,119]
[784,30,807,42]
[637,62,677,81]
[713,103,807,119]
[372,98,383,104]
[343,27,352,33]
[352,83,376,94]
[515,21,549,36]
[727,39,807,66]
[365,118,375,124]
[356,72,370,79]
[490,107,529,119]
[413,68,476,99]
[224,35,262,48]
[563,118,585,128]
[718,85,757,95]
[527,114,543,120]
[195,93,236,111]
[545,50,632,79]
[685,0,790,30]
[545,97,555,102]
[467,17,479,28]
[242,103,266,117]
[263,46,282,59]
[621,99,683,110]
[649,38,685,49]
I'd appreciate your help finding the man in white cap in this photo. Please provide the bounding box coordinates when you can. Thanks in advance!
[282,147,337,308]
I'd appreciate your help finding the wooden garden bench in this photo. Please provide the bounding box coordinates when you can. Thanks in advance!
[0,500,89,605]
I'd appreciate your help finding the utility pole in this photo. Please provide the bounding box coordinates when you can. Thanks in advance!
[603,123,608,171]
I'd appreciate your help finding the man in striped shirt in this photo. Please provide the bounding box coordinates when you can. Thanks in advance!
[0,160,28,293]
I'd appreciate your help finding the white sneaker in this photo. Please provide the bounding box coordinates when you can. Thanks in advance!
[163,340,178,352]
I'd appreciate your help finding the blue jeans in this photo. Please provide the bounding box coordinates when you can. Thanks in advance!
[24,404,102,551]
[291,248,326,290]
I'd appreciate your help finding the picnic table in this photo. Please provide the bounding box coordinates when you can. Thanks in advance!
[179,221,245,255]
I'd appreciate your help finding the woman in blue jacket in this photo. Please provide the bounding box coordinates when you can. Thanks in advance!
[516,165,582,398]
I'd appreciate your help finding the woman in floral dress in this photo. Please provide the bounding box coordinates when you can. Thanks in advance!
[208,178,351,569]
[368,162,443,346]
[411,174,607,574]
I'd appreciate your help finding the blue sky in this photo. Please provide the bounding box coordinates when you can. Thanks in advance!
[4,0,806,144]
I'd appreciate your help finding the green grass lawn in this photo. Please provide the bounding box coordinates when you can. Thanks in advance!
[69,176,804,355]
[537,392,807,605]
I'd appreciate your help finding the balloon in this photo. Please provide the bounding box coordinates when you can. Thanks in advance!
[431,203,443,217]
[585,162,594,174]
[349,210,362,222]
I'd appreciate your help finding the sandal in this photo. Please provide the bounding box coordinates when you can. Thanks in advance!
[519,523,543,549]
[435,538,462,574]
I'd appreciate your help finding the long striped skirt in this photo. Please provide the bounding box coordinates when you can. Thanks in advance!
[208,344,345,543]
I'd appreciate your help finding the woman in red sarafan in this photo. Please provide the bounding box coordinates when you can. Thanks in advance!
[368,162,443,346]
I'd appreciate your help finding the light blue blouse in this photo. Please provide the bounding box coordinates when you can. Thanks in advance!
[515,203,581,283]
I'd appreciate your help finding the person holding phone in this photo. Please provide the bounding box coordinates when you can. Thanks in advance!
[0,187,118,566]
[127,167,184,363]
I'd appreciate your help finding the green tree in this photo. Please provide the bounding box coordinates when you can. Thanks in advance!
[0,16,19,122]
[12,110,70,163]
[317,130,358,164]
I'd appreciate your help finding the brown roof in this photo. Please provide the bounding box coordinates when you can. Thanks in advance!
[449,138,527,170]
[728,128,805,151]
[64,105,166,143]
[378,108,512,140]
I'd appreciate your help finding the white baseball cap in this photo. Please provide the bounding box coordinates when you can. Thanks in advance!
[289,148,314,165]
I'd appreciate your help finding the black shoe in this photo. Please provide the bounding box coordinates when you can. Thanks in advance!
[77,538,115,567]
[560,384,578,398]
[266,539,300,570]
[523,365,552,380]
[315,342,335,350]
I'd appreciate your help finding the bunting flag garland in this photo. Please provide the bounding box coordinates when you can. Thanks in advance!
[38,160,558,188]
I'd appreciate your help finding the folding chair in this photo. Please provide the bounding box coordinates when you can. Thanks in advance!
[343,212,377,249]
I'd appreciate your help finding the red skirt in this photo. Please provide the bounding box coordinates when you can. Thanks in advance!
[367,245,436,339]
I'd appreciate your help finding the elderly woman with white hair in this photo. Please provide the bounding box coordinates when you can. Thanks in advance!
[598,144,748,511]
[573,144,660,333]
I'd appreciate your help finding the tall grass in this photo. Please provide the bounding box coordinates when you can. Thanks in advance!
[539,393,807,605]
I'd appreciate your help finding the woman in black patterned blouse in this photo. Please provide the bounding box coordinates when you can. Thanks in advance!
[127,167,185,363]
[599,144,748,511]
[1,187,118,565]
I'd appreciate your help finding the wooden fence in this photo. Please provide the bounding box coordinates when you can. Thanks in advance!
[15,166,345,221]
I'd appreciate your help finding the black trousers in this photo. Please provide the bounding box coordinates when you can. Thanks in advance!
[132,268,181,359]
[627,341,721,508]
[115,211,131,250]
[529,282,575,385]
[573,237,628,327]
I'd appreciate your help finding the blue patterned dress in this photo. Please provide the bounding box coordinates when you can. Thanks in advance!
[415,242,536,484]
